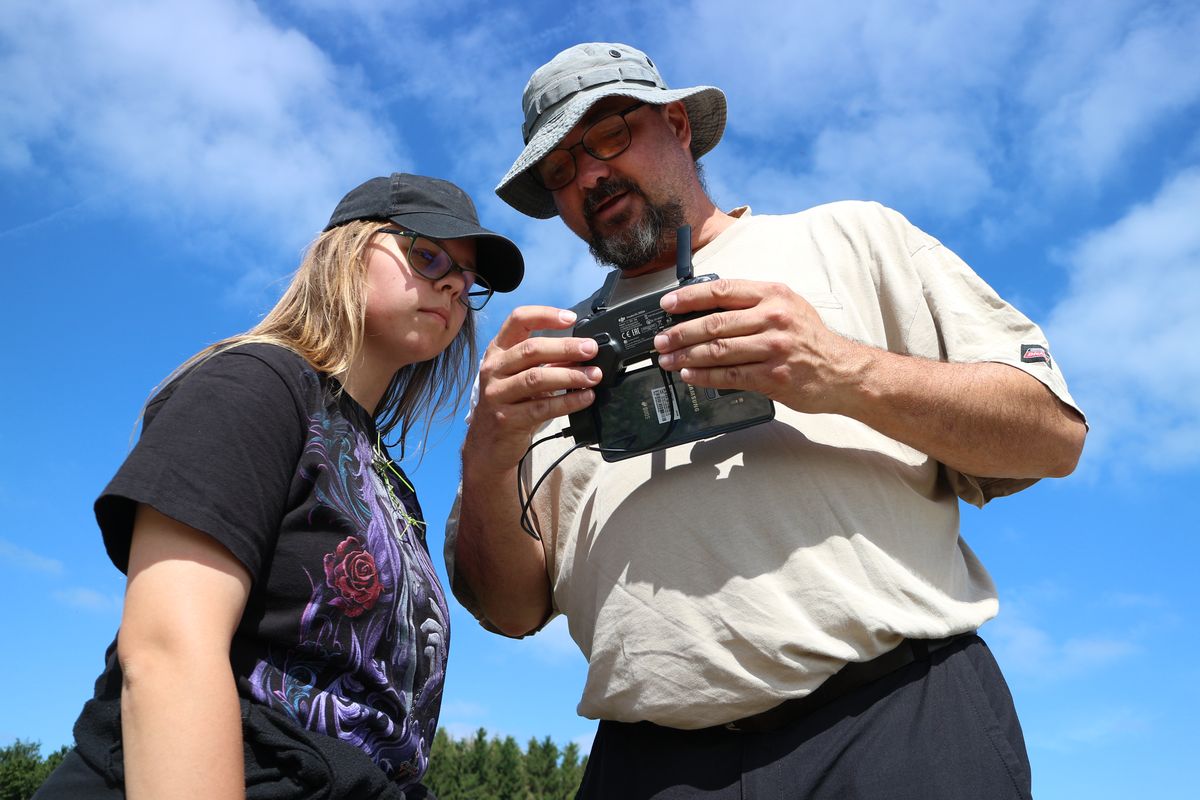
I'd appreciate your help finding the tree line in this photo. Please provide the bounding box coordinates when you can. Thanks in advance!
[425,728,586,799]
[2,730,584,800]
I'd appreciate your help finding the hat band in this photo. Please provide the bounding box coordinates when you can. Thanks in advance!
[522,63,662,141]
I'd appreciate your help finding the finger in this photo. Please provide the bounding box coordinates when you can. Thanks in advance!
[487,334,600,377]
[659,278,772,316]
[492,306,579,350]
[654,307,776,354]
[664,337,781,374]
[522,387,597,422]
[677,364,762,392]
[474,387,597,434]
[484,364,602,407]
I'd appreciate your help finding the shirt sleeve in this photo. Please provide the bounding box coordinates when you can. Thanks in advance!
[902,225,1086,506]
[95,346,309,577]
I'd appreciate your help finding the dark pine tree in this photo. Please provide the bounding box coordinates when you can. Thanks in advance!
[1,740,69,800]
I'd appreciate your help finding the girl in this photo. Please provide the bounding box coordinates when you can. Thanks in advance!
[36,173,524,799]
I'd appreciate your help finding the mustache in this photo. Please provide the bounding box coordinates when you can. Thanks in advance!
[583,178,644,221]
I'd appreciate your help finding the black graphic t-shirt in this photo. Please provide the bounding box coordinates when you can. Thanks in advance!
[87,343,449,790]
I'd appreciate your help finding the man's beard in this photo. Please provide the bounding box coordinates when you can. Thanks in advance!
[583,177,685,271]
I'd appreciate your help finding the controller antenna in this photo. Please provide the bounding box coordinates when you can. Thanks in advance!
[675,224,693,283]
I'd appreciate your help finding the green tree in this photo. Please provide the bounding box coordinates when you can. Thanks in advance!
[486,736,525,800]
[461,728,497,800]
[524,735,560,800]
[0,740,68,800]
[425,728,466,798]
[556,741,585,800]
[422,729,586,800]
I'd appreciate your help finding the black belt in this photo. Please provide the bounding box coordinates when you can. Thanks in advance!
[721,634,969,733]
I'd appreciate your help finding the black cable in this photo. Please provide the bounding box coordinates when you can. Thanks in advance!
[516,366,683,540]
[518,435,593,540]
[516,430,571,539]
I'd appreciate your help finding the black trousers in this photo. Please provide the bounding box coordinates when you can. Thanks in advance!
[577,635,1032,800]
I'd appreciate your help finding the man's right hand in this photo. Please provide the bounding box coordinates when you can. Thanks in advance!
[454,305,602,637]
[466,305,603,470]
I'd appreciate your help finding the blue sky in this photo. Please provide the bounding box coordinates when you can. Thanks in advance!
[2,0,1198,796]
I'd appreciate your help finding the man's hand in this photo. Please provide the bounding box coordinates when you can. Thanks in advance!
[455,305,603,637]
[652,278,1085,480]
[467,305,603,468]
[653,278,862,414]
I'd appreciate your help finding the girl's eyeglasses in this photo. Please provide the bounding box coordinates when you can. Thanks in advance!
[379,228,494,311]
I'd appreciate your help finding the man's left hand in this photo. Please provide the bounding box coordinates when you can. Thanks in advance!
[653,278,863,415]
[653,277,1086,480]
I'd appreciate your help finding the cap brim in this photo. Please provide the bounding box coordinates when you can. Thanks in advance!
[495,85,726,219]
[390,211,525,293]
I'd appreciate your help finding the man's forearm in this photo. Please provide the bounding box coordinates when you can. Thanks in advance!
[838,343,1086,479]
[454,454,553,637]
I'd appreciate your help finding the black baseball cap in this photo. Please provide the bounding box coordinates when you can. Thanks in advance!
[326,173,524,293]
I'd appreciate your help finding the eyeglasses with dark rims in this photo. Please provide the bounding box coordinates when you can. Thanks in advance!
[532,101,648,191]
[378,228,494,311]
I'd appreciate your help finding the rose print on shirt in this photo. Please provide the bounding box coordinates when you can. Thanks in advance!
[324,535,383,617]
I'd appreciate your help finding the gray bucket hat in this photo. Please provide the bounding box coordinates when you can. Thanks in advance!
[495,42,727,219]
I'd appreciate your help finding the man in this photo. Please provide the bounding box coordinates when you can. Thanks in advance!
[447,42,1086,799]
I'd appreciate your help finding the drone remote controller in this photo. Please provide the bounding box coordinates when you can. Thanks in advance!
[566,226,774,459]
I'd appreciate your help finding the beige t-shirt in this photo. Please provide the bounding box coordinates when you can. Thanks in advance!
[446,201,1081,729]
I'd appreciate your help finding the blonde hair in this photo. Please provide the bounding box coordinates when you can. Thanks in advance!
[155,219,477,454]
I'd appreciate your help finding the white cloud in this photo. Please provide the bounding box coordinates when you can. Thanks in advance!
[705,0,1036,131]
[440,698,489,716]
[0,0,403,244]
[1027,2,1200,185]
[1107,592,1168,610]
[1045,166,1200,471]
[6,0,1189,258]
[991,621,1138,682]
[1034,706,1151,752]
[276,2,541,202]
[515,220,606,308]
[527,614,586,664]
[0,539,64,574]
[288,0,424,17]
[434,697,497,744]
[54,586,123,613]
[727,111,994,219]
[642,2,1038,217]
[985,586,1141,682]
[645,1,1200,226]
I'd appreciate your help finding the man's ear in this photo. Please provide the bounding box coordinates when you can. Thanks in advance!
[662,101,693,152]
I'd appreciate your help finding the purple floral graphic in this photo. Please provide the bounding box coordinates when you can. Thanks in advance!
[247,401,449,789]
[324,535,383,618]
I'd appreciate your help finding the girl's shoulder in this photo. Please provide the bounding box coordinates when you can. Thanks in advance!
[203,341,319,385]
[151,342,324,416]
